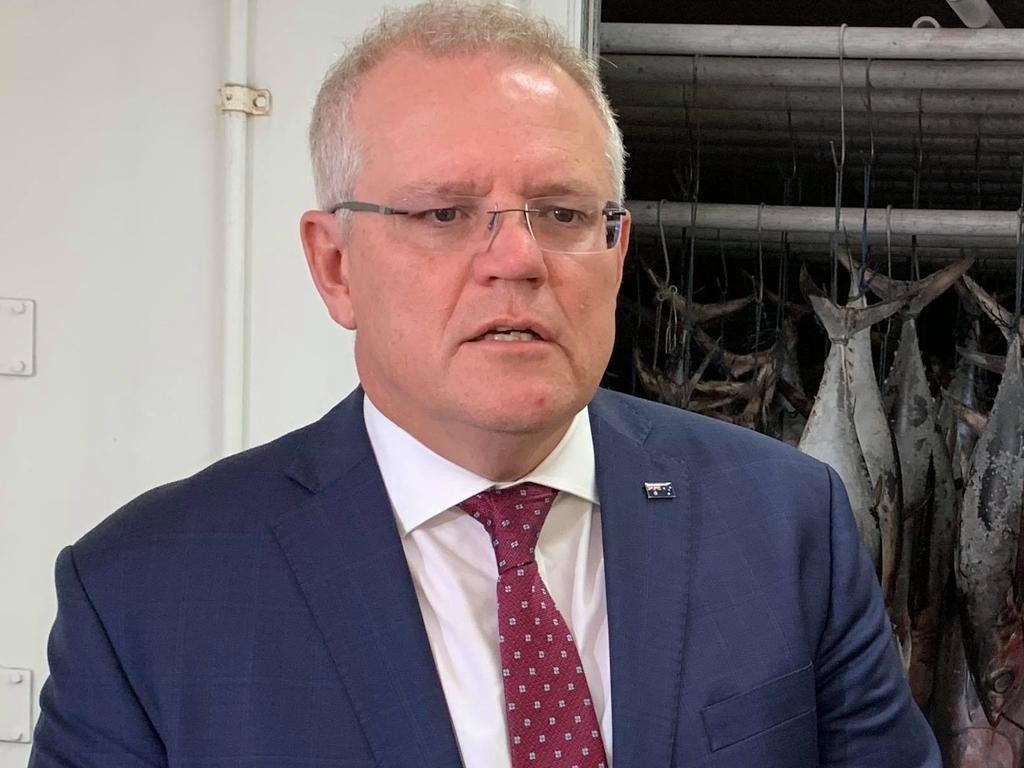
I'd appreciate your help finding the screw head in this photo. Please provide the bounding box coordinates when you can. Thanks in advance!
[10,361,27,374]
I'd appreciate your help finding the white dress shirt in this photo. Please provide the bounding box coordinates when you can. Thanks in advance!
[363,396,613,768]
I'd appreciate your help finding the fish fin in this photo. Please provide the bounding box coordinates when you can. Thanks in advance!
[837,247,913,302]
[961,274,1022,342]
[840,251,975,316]
[956,346,1006,376]
[904,254,977,317]
[801,266,904,340]
[679,293,754,325]
[940,389,989,437]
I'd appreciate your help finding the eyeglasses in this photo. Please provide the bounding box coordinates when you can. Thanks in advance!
[328,195,627,254]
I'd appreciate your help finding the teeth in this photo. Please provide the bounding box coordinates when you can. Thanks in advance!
[483,330,537,342]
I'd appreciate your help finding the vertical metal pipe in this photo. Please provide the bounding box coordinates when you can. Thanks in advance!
[222,0,249,455]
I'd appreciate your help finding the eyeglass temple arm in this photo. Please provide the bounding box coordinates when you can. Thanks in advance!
[327,201,409,215]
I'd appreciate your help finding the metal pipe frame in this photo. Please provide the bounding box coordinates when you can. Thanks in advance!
[626,201,1022,238]
[630,145,1023,168]
[625,131,1024,156]
[600,23,1024,60]
[600,55,1024,90]
[607,84,1024,115]
[619,109,1024,138]
[632,226,1017,250]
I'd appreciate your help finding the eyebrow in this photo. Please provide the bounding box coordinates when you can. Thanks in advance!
[524,180,604,198]
[391,180,489,200]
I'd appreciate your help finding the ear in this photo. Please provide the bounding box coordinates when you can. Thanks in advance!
[300,210,357,330]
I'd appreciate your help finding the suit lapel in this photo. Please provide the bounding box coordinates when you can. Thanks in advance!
[271,390,463,768]
[591,392,694,768]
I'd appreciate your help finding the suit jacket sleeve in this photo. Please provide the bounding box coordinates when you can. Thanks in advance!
[29,545,167,768]
[815,465,940,767]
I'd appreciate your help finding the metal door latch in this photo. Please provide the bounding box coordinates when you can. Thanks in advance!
[218,84,272,116]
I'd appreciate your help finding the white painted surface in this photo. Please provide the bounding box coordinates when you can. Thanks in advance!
[0,4,223,766]
[0,2,580,766]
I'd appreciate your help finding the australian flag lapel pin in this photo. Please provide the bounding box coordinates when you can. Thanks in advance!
[644,481,675,500]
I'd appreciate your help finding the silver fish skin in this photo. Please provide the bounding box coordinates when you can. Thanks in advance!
[956,280,1024,726]
[846,288,905,614]
[941,286,984,484]
[887,318,960,709]
[799,268,905,581]
[843,253,976,662]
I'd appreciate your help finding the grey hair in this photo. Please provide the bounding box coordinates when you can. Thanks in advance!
[308,1,626,215]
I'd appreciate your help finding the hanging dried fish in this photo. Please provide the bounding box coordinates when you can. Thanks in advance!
[845,252,974,706]
[956,275,1024,727]
[940,283,986,486]
[799,266,906,583]
[930,602,1024,768]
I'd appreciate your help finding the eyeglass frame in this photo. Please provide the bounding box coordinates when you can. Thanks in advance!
[326,196,629,254]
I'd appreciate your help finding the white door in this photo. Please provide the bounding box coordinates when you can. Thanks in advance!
[0,2,586,766]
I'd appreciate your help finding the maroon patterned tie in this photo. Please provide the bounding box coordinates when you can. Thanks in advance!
[460,483,608,768]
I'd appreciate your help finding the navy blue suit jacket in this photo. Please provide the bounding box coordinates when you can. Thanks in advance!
[30,387,939,767]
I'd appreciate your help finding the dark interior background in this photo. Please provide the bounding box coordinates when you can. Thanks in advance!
[599,2,1022,407]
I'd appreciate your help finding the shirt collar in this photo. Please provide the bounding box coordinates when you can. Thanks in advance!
[363,395,597,537]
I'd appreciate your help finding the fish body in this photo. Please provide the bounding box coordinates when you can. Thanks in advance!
[930,601,1024,767]
[956,336,1024,725]
[846,290,905,612]
[887,318,960,708]
[842,253,975,676]
[799,269,905,579]
[799,334,882,570]
[941,296,984,484]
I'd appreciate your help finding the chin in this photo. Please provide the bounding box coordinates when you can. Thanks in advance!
[455,386,585,435]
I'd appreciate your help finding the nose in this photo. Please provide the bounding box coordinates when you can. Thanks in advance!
[471,208,548,285]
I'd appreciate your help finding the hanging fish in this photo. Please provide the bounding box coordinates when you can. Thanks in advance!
[845,253,974,706]
[956,275,1024,727]
[799,266,906,583]
[692,326,776,378]
[940,283,986,487]
[843,283,907,622]
[929,594,1024,768]
[634,348,713,409]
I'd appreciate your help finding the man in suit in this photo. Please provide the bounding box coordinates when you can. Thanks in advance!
[30,3,939,767]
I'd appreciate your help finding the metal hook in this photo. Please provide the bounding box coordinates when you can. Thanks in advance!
[864,58,875,167]
[828,24,848,306]
[877,204,895,385]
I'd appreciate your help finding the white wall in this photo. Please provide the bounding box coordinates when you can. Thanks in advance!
[0,1,581,765]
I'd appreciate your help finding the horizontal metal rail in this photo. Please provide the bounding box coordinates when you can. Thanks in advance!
[601,55,1024,90]
[619,110,1024,138]
[607,84,1024,115]
[626,201,1022,238]
[601,24,1024,60]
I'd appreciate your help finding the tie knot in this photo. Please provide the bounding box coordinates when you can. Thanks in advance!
[460,483,557,572]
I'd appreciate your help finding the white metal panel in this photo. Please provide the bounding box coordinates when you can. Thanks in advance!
[0,4,223,766]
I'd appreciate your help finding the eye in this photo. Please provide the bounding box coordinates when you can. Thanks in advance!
[430,207,459,223]
[552,207,579,223]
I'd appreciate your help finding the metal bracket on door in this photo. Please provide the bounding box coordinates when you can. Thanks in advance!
[218,84,272,116]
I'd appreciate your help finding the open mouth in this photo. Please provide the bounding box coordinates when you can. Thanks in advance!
[474,325,543,342]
